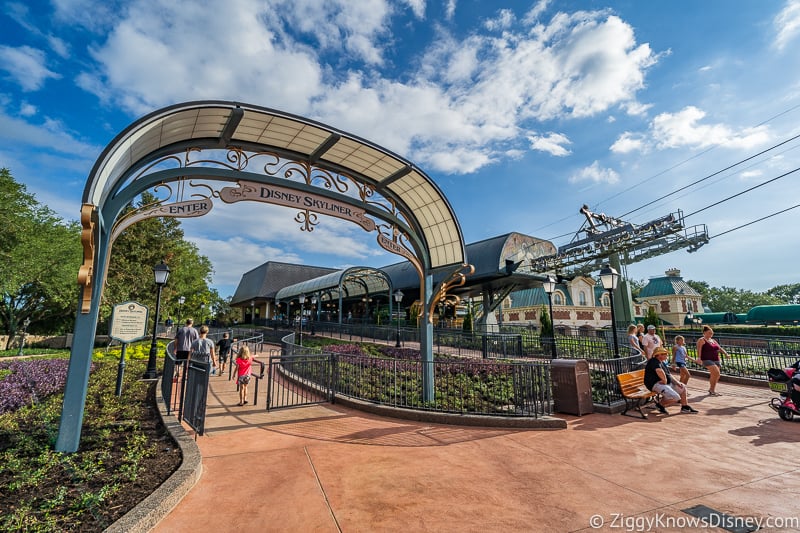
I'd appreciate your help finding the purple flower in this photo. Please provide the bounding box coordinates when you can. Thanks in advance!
[0,358,73,414]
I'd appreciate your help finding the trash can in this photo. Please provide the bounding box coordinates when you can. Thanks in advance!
[550,359,593,415]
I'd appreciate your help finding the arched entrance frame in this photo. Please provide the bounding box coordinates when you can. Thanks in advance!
[57,101,468,452]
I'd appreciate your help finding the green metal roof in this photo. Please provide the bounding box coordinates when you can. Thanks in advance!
[638,275,701,298]
[509,284,573,308]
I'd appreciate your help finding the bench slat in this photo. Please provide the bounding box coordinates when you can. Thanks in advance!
[616,369,659,419]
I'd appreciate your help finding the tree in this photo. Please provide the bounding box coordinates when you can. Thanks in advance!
[766,283,800,304]
[644,306,660,330]
[0,168,81,347]
[699,286,782,314]
[101,192,214,333]
[686,280,783,314]
[539,305,555,356]
[628,278,647,299]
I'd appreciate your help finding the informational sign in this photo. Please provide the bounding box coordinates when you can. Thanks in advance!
[110,301,149,343]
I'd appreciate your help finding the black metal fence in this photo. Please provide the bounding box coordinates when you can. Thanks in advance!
[188,323,797,419]
[271,336,552,417]
[182,357,211,435]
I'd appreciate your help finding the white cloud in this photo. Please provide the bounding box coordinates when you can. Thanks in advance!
[774,0,800,51]
[569,161,620,184]
[69,1,658,175]
[444,0,456,20]
[0,108,97,156]
[0,45,60,91]
[528,132,571,156]
[191,235,303,291]
[76,0,324,116]
[269,0,394,65]
[522,0,551,25]
[610,131,646,154]
[485,9,515,31]
[652,106,771,150]
[739,170,763,180]
[401,0,426,19]
[420,146,493,173]
[19,103,37,116]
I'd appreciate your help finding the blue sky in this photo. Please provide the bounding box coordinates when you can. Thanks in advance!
[2,0,800,299]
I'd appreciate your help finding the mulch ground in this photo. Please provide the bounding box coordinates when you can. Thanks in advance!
[0,382,182,532]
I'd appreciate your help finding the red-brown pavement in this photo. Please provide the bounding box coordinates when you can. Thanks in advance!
[154,365,800,533]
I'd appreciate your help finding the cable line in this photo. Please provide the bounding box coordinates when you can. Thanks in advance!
[712,202,800,239]
[684,166,800,218]
[621,132,800,218]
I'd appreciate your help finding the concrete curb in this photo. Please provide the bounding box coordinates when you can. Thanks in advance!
[333,395,568,429]
[104,380,202,533]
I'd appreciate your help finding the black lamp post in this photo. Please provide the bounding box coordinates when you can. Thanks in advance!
[251,299,255,325]
[311,296,317,334]
[599,263,620,357]
[298,294,305,346]
[394,289,404,347]
[542,275,557,357]
[144,260,170,379]
[687,310,694,331]
[17,317,31,357]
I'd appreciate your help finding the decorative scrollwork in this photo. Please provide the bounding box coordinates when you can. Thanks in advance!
[77,204,96,314]
[426,264,475,323]
[295,210,320,232]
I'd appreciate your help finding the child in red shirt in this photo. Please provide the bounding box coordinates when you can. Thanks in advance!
[234,345,256,406]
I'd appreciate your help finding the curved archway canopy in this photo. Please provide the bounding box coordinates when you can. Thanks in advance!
[59,100,467,452]
[84,100,465,270]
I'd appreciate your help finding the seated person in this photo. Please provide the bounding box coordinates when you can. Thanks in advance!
[791,370,800,407]
[644,347,698,414]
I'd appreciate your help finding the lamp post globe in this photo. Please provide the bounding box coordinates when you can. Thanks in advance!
[144,261,170,379]
[178,296,185,324]
[541,275,557,357]
[393,289,404,347]
[599,263,620,357]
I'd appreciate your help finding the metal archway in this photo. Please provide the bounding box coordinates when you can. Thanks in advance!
[57,101,468,452]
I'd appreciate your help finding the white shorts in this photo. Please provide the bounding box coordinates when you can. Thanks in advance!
[652,382,681,402]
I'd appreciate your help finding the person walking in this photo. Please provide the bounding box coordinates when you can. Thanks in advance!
[697,325,729,396]
[641,324,662,359]
[216,332,236,375]
[627,325,643,357]
[189,325,217,375]
[234,345,256,406]
[174,318,198,376]
[671,335,696,385]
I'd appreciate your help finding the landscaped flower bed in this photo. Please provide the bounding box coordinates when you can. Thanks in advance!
[0,356,181,532]
[287,342,550,416]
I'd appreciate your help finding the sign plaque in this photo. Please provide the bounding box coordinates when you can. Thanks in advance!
[110,301,150,343]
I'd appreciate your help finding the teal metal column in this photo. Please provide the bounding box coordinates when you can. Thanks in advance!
[420,273,434,403]
[610,253,634,325]
[56,227,111,452]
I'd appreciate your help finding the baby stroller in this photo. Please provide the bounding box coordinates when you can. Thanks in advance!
[768,360,800,421]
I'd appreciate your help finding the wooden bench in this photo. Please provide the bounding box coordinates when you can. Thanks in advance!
[617,369,660,419]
